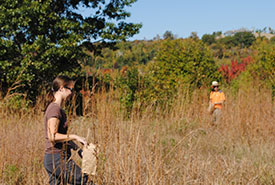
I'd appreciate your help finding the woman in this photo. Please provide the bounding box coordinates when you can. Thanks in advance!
[43,75,91,185]
[209,81,226,123]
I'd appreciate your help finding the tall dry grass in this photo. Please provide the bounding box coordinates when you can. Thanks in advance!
[0,85,274,185]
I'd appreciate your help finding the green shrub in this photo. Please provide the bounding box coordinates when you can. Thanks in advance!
[115,67,150,117]
[146,38,221,106]
[250,42,275,98]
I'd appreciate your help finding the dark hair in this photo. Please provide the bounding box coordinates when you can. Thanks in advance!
[43,75,73,112]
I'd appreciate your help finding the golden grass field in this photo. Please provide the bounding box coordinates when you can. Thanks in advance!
[0,86,274,185]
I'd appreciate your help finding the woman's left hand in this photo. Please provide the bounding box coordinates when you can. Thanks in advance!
[77,136,87,145]
[71,135,87,145]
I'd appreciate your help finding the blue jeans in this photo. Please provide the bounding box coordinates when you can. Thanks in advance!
[44,153,92,185]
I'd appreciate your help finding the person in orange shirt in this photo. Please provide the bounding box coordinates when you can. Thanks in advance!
[209,81,226,123]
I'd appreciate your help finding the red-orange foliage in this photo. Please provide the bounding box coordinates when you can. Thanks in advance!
[120,66,128,75]
[219,56,253,83]
[98,68,113,76]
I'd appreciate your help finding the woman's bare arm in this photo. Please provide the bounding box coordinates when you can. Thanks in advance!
[47,118,86,145]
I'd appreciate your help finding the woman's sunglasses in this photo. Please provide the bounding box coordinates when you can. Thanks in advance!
[64,87,74,92]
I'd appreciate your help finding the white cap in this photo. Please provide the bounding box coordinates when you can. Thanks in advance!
[212,81,219,86]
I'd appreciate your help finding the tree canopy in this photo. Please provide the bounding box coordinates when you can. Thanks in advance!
[0,0,141,101]
[163,30,175,40]
[201,34,216,45]
[233,31,256,48]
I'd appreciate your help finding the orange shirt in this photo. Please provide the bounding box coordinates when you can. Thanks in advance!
[210,90,226,109]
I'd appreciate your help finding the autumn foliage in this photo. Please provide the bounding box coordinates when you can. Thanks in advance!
[219,56,253,83]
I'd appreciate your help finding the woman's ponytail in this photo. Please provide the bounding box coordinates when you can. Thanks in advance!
[43,75,73,112]
[43,89,55,112]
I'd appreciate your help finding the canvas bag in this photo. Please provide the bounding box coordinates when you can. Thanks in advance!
[82,143,97,176]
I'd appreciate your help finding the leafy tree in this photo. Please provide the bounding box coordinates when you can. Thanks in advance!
[218,35,237,49]
[163,30,175,40]
[201,34,216,45]
[212,31,222,37]
[250,42,275,98]
[115,66,150,117]
[270,36,275,44]
[217,31,256,49]
[147,39,221,105]
[98,40,158,69]
[0,0,141,102]
[189,32,199,40]
[233,32,256,48]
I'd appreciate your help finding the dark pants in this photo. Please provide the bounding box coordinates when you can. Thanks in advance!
[44,153,92,185]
